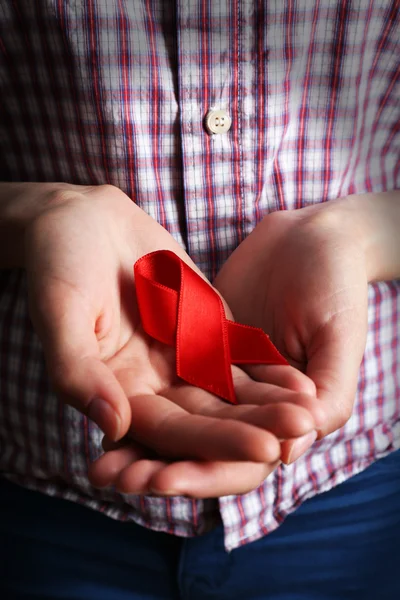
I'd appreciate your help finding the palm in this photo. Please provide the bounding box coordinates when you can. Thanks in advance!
[214,203,369,439]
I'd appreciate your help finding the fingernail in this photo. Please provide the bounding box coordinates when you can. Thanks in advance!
[88,397,121,441]
[286,430,318,465]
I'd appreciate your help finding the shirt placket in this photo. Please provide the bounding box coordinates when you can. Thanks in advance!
[176,0,248,281]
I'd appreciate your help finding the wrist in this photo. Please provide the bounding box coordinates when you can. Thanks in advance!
[0,182,123,269]
[0,182,83,268]
[339,191,400,283]
[302,192,400,284]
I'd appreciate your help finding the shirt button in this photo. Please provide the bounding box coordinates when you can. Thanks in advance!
[204,109,232,134]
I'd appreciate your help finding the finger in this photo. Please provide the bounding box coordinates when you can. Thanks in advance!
[242,364,317,396]
[232,373,325,429]
[211,403,316,439]
[31,288,131,441]
[280,431,318,465]
[306,309,367,437]
[165,384,316,438]
[94,450,275,498]
[99,429,319,488]
[116,459,170,495]
[94,445,279,498]
[88,444,149,488]
[128,394,281,463]
[148,460,277,498]
[163,373,323,430]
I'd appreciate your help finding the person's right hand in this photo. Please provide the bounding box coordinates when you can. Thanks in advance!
[23,183,319,497]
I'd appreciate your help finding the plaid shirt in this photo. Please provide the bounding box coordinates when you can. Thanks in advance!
[0,0,399,551]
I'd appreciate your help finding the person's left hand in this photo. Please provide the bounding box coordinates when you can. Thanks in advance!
[214,198,370,461]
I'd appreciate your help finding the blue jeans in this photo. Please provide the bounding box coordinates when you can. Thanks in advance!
[1,451,400,599]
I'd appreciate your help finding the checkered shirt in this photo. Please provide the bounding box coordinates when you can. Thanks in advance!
[0,0,399,550]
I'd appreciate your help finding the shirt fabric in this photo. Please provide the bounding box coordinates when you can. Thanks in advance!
[0,0,399,552]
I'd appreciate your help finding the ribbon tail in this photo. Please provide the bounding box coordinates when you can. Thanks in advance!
[228,321,288,366]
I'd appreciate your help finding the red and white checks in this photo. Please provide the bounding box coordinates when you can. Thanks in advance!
[0,0,399,550]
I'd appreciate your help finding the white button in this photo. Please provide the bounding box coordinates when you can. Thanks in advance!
[204,109,232,134]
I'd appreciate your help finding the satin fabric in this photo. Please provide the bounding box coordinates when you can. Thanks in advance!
[135,250,287,404]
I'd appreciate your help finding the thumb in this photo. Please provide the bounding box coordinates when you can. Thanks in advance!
[30,285,131,442]
[280,312,366,464]
[305,310,367,439]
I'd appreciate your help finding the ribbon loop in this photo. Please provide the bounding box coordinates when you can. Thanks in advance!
[134,250,287,404]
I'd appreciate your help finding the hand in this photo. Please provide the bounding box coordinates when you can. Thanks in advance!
[23,184,318,497]
[214,199,371,451]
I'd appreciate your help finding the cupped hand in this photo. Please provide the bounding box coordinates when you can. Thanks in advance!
[214,199,369,446]
[24,184,318,496]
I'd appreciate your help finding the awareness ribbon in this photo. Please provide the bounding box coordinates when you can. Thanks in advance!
[134,250,288,404]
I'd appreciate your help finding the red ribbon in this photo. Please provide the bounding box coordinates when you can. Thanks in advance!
[134,250,287,404]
